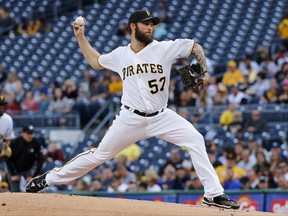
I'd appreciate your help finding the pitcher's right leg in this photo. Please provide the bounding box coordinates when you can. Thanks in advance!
[26,108,147,192]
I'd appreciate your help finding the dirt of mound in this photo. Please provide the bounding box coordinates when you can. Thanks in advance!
[0,193,283,216]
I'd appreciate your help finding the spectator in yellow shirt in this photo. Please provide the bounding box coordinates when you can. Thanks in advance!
[108,73,123,95]
[221,60,244,87]
[278,16,288,51]
[219,103,236,126]
[216,150,246,184]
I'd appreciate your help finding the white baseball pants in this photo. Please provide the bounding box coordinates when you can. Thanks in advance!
[46,108,224,197]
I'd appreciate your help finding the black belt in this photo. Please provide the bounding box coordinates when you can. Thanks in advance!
[124,105,164,117]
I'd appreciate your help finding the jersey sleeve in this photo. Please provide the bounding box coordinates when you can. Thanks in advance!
[98,47,122,74]
[4,115,14,140]
[164,39,195,62]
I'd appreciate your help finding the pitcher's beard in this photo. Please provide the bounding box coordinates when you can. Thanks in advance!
[135,25,153,45]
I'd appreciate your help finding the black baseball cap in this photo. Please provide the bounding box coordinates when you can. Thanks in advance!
[0,95,7,105]
[128,10,160,25]
[22,125,35,134]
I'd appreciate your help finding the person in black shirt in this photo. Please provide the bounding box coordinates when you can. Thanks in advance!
[6,125,44,192]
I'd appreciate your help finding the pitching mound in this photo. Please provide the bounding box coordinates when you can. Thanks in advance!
[0,193,282,216]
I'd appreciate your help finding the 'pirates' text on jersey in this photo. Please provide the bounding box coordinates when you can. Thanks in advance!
[99,39,194,113]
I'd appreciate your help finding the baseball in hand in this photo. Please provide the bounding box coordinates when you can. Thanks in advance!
[75,16,84,26]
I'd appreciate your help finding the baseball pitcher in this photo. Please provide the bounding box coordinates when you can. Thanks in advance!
[26,10,239,209]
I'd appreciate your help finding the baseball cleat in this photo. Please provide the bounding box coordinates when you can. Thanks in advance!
[26,172,49,193]
[202,194,240,209]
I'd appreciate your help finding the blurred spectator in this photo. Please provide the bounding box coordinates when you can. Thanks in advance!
[254,151,270,174]
[278,15,288,51]
[246,65,258,84]
[107,177,125,192]
[0,62,7,85]
[256,46,269,64]
[89,178,104,192]
[227,84,248,106]
[25,19,43,36]
[0,6,16,36]
[89,77,108,102]
[99,167,114,190]
[2,72,24,102]
[114,164,136,185]
[237,148,256,171]
[275,62,288,83]
[244,109,267,135]
[205,75,218,98]
[108,73,122,96]
[227,110,244,137]
[145,169,162,192]
[215,150,246,184]
[138,181,148,191]
[4,93,21,115]
[278,79,288,104]
[6,125,44,192]
[246,167,261,189]
[159,148,184,175]
[238,75,251,93]
[113,155,128,168]
[63,79,78,100]
[269,142,285,171]
[79,69,93,97]
[276,175,288,190]
[38,90,51,113]
[221,60,244,87]
[213,85,228,106]
[173,165,190,190]
[48,88,73,113]
[156,0,169,23]
[190,98,209,124]
[185,172,203,190]
[159,164,176,190]
[234,141,245,162]
[21,90,39,112]
[257,175,269,190]
[31,76,48,102]
[259,52,278,77]
[272,161,288,189]
[37,18,51,34]
[262,78,280,104]
[74,178,90,191]
[238,54,261,76]
[219,103,236,126]
[179,89,197,107]
[117,22,129,37]
[153,23,167,40]
[45,141,64,165]
[47,81,60,99]
[207,149,222,168]
[223,168,242,190]
[246,72,270,99]
[127,181,138,191]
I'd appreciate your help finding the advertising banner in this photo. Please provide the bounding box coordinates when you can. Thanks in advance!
[266,193,288,214]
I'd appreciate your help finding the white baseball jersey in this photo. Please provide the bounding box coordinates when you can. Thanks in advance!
[46,38,224,198]
[0,113,14,141]
[99,39,194,113]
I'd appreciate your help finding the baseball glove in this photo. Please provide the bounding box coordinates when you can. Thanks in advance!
[0,141,12,160]
[177,63,207,91]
